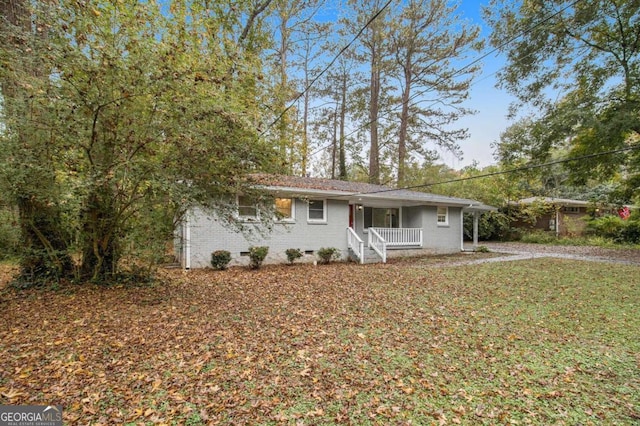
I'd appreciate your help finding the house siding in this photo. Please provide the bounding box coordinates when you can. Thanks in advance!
[185,199,350,268]
[421,206,462,253]
[511,207,589,237]
[352,205,461,256]
[402,206,422,228]
[180,198,467,268]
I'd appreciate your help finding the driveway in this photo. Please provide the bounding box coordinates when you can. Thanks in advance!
[472,242,640,266]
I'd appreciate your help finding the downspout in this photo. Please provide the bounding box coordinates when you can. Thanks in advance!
[185,215,191,270]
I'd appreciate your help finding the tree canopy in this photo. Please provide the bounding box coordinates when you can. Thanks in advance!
[0,0,278,283]
[485,0,640,204]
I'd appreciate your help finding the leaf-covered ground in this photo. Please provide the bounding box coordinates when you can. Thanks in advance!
[1,258,639,425]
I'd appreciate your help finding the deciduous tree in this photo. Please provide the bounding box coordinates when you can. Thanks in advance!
[486,0,640,203]
[0,0,278,283]
[0,0,75,284]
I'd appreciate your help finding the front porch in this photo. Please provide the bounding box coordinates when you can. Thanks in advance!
[347,227,423,264]
[345,200,495,264]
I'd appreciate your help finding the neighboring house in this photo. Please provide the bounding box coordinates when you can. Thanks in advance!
[509,197,594,236]
[176,174,495,268]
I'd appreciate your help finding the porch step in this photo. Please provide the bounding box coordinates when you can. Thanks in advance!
[350,247,383,264]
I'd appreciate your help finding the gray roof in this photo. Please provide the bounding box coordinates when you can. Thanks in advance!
[250,174,496,211]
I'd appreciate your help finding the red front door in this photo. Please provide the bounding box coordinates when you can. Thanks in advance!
[349,204,354,228]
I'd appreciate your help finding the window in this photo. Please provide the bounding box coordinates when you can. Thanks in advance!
[237,195,258,220]
[275,198,295,221]
[307,199,326,222]
[437,206,448,225]
[364,207,400,228]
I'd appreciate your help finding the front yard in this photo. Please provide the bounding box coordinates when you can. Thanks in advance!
[0,258,638,425]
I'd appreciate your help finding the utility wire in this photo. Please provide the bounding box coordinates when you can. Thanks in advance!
[260,0,394,137]
[339,145,640,199]
[307,0,585,159]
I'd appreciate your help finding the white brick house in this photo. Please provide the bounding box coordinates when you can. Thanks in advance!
[175,174,495,268]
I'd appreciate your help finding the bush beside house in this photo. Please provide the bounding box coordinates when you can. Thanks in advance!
[210,250,232,270]
[249,246,269,269]
[317,247,340,264]
[285,248,303,264]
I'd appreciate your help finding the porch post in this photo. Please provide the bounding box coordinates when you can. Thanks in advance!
[473,211,479,248]
[184,214,191,270]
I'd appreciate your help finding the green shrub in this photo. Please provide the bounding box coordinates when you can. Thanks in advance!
[474,245,490,253]
[519,230,558,244]
[317,247,340,264]
[0,208,20,260]
[584,212,640,244]
[587,215,625,240]
[463,211,512,241]
[248,246,269,269]
[620,219,640,244]
[285,248,303,264]
[210,250,232,270]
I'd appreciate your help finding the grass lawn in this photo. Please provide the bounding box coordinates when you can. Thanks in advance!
[0,258,638,425]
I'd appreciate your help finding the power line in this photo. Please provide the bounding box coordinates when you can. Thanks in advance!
[342,145,640,198]
[260,0,394,137]
[307,0,585,159]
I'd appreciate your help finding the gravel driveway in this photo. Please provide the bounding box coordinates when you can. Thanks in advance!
[477,242,640,266]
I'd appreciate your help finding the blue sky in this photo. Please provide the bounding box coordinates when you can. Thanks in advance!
[309,0,519,171]
[447,0,517,169]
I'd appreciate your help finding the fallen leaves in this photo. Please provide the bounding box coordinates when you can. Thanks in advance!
[0,260,639,424]
[1,388,26,402]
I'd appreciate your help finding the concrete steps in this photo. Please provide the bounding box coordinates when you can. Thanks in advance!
[350,247,384,264]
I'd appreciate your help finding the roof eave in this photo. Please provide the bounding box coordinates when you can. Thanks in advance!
[258,184,494,209]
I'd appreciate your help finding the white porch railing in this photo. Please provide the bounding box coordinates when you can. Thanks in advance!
[370,227,423,247]
[347,227,365,264]
[368,228,387,263]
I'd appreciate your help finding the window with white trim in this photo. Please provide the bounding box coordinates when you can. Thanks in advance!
[275,198,295,221]
[437,206,448,225]
[237,195,258,220]
[307,199,326,222]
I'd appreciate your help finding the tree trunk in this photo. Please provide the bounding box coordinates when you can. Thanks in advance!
[80,189,120,282]
[397,66,412,187]
[301,64,310,177]
[0,0,27,29]
[369,46,381,184]
[278,18,290,172]
[331,106,338,179]
[17,196,74,285]
[338,73,348,180]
